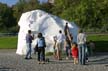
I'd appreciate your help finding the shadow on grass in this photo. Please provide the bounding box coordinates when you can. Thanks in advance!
[93,41,108,52]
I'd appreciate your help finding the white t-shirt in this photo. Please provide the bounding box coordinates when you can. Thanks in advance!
[77,33,86,44]
[57,33,65,43]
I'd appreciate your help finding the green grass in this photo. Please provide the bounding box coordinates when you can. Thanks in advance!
[87,34,108,52]
[0,34,108,52]
[0,36,17,49]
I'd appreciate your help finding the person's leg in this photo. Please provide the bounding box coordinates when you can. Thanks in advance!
[78,45,82,64]
[68,48,71,58]
[57,50,59,60]
[40,48,45,64]
[76,58,78,64]
[57,43,60,60]
[66,47,69,59]
[59,42,63,60]
[85,46,89,62]
[74,58,78,64]
[59,50,62,60]
[25,43,30,59]
[55,50,58,59]
[53,50,56,59]
[42,48,45,61]
[54,49,57,59]
[29,43,32,58]
[74,58,75,64]
[82,44,86,65]
[37,48,41,63]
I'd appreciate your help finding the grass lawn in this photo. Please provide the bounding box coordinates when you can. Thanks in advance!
[0,34,108,52]
[87,34,108,52]
[0,36,17,49]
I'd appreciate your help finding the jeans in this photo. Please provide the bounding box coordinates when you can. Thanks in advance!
[78,44,86,65]
[26,43,32,58]
[37,47,45,61]
[66,46,71,57]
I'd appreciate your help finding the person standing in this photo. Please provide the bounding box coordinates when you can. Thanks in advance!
[77,29,86,65]
[64,23,73,60]
[56,30,65,60]
[36,33,46,64]
[88,40,95,56]
[64,22,70,37]
[25,30,34,59]
[64,36,71,60]
[64,22,72,41]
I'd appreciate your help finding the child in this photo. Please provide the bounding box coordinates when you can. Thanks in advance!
[71,42,78,64]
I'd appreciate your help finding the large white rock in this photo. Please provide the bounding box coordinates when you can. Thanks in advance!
[16,10,79,55]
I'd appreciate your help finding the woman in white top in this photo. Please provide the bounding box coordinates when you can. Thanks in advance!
[56,30,65,60]
[77,29,86,65]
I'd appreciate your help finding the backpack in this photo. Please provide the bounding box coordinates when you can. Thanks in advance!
[42,37,46,47]
[37,37,46,47]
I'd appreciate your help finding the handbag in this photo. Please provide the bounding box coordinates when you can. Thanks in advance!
[34,43,38,52]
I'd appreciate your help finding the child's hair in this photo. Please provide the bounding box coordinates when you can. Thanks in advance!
[72,42,78,47]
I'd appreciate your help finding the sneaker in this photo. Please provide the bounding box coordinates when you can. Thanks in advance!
[66,57,69,60]
[25,57,29,60]
[29,57,32,59]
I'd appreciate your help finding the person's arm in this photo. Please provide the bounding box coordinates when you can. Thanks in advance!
[84,34,86,43]
[77,35,79,44]
[68,34,72,42]
[53,40,56,48]
[43,37,46,47]
[31,34,34,40]
[64,40,66,50]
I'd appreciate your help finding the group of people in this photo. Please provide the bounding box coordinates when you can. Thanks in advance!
[25,30,46,64]
[25,22,95,65]
[52,23,86,65]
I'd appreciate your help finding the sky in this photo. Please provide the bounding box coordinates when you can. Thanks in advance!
[0,0,48,6]
[0,0,18,6]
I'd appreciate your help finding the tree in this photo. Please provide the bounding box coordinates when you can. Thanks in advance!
[1,0,108,33]
[13,0,40,22]
[0,3,16,32]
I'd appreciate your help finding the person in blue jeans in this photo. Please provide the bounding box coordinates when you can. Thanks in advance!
[36,33,46,64]
[78,44,86,65]
[77,30,86,65]
[64,37,71,60]
[25,30,34,59]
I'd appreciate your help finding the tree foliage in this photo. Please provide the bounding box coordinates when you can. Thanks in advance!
[0,3,16,32]
[53,0,108,32]
[0,0,108,33]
